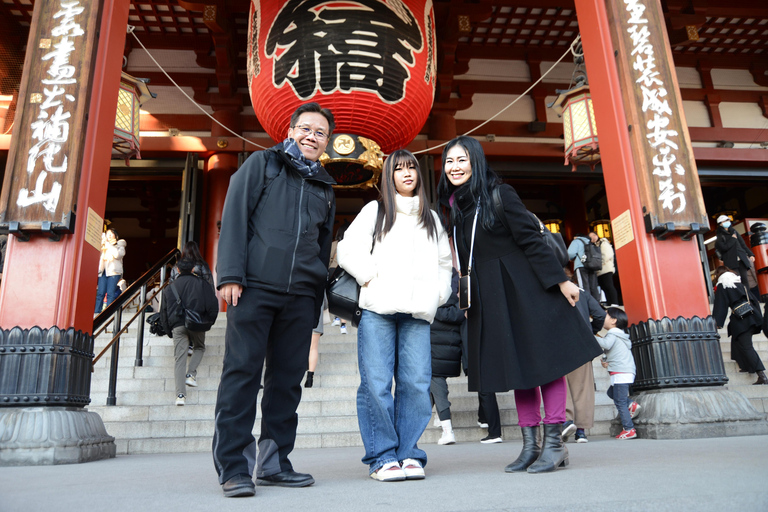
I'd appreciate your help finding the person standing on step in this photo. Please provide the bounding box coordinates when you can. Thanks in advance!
[597,308,641,440]
[171,241,216,356]
[568,233,601,303]
[160,257,219,407]
[437,136,602,475]
[562,269,606,444]
[212,102,336,497]
[713,266,767,385]
[94,228,126,315]
[429,267,465,446]
[329,224,349,334]
[715,215,755,288]
[338,149,452,482]
[590,231,619,306]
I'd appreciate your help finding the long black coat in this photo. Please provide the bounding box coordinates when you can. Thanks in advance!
[450,183,602,392]
[713,277,763,337]
[715,225,754,271]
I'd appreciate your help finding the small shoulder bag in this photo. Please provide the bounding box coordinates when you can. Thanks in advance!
[732,285,755,319]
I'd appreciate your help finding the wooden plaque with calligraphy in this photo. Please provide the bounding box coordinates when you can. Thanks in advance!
[0,1,104,234]
[605,0,709,235]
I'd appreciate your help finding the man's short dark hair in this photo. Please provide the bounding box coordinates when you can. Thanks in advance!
[290,102,335,134]
[176,259,194,273]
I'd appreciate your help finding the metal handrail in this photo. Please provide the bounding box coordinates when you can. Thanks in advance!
[92,247,180,405]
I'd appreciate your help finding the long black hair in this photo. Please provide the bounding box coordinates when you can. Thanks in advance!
[436,136,500,231]
[375,149,438,242]
[180,240,206,266]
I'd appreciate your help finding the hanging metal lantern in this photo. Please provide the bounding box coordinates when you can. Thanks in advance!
[112,72,154,162]
[247,0,437,188]
[549,41,600,171]
[590,219,612,240]
[544,219,563,234]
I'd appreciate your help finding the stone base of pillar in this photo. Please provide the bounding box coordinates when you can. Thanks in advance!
[609,387,768,439]
[0,407,116,466]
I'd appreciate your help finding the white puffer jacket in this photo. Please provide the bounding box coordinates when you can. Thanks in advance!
[337,195,453,323]
[98,239,127,276]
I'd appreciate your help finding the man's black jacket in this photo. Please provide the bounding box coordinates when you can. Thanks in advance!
[160,272,219,335]
[716,225,754,271]
[216,144,336,316]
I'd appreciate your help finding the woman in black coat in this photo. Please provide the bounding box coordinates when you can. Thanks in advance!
[712,266,766,385]
[437,136,602,474]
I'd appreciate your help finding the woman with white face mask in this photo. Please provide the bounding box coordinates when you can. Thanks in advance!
[337,149,452,482]
[715,215,755,287]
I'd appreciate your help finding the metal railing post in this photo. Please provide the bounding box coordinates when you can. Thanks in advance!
[106,308,123,406]
[134,283,148,366]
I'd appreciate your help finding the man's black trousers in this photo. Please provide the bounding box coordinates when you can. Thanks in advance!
[212,287,314,484]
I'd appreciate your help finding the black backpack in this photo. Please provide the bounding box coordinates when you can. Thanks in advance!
[581,239,603,272]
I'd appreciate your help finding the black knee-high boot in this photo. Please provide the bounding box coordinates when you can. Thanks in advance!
[504,426,541,472]
[527,423,569,473]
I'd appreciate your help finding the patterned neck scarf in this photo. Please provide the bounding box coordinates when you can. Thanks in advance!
[282,138,324,178]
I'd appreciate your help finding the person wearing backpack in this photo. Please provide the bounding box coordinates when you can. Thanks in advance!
[213,103,336,496]
[160,258,219,406]
[590,231,620,306]
[568,234,601,302]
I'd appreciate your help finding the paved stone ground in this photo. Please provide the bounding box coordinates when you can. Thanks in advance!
[2,434,767,511]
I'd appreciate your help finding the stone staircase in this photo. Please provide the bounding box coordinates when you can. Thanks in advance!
[88,317,768,455]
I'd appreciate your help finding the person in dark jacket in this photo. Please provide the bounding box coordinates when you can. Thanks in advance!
[437,136,602,474]
[562,270,606,444]
[715,215,755,287]
[430,268,465,445]
[713,266,766,385]
[160,258,219,406]
[212,102,336,497]
[171,241,214,287]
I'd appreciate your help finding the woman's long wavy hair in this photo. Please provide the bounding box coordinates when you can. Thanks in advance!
[436,136,500,231]
[375,149,438,242]
[180,240,206,266]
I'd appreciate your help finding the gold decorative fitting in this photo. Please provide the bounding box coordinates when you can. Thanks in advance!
[458,15,471,33]
[39,39,51,49]
[217,138,228,149]
[30,93,42,104]
[685,25,700,41]
[333,134,355,155]
[358,137,383,171]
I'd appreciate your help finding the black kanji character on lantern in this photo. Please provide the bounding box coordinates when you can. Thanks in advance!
[266,0,423,103]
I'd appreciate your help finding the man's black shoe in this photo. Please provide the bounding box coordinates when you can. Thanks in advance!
[222,474,255,497]
[257,470,315,487]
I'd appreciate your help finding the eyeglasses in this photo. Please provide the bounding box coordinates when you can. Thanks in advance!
[292,125,329,141]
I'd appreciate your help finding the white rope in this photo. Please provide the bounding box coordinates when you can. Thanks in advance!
[128,26,270,151]
[129,26,580,157]
[412,34,581,155]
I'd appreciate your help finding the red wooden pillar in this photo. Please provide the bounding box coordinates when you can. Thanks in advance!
[573,0,709,324]
[0,0,131,332]
[203,108,241,310]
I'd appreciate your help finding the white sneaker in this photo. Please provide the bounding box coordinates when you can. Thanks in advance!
[370,461,405,482]
[480,436,502,444]
[477,421,489,428]
[187,345,193,356]
[185,374,197,387]
[340,325,347,334]
[438,430,455,445]
[332,318,341,326]
[401,459,425,480]
[433,415,441,427]
[175,394,185,406]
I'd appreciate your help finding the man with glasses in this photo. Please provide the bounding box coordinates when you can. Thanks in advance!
[213,102,336,497]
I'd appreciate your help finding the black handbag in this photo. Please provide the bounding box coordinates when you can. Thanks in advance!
[146,312,166,336]
[732,285,755,319]
[326,266,362,327]
[492,187,569,267]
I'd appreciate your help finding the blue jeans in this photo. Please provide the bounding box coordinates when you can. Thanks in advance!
[356,310,431,474]
[607,384,634,430]
[95,273,121,313]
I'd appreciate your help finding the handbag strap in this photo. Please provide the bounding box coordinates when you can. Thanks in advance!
[454,201,480,278]
[169,280,185,309]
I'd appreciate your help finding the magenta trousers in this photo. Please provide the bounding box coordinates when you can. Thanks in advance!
[513,377,567,427]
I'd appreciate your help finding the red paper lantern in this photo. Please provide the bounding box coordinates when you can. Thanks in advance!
[247,0,437,186]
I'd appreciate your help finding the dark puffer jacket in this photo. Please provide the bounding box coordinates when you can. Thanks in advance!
[431,269,465,378]
[160,272,219,335]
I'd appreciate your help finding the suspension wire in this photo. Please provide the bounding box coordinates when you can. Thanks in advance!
[129,26,580,158]
[128,26,271,151]
[411,34,582,155]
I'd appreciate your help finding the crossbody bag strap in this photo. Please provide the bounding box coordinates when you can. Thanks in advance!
[169,281,184,308]
[453,201,481,278]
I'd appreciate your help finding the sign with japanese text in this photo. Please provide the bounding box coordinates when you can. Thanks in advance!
[0,0,103,233]
[606,0,709,234]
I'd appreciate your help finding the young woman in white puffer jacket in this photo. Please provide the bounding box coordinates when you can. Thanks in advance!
[337,149,452,483]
